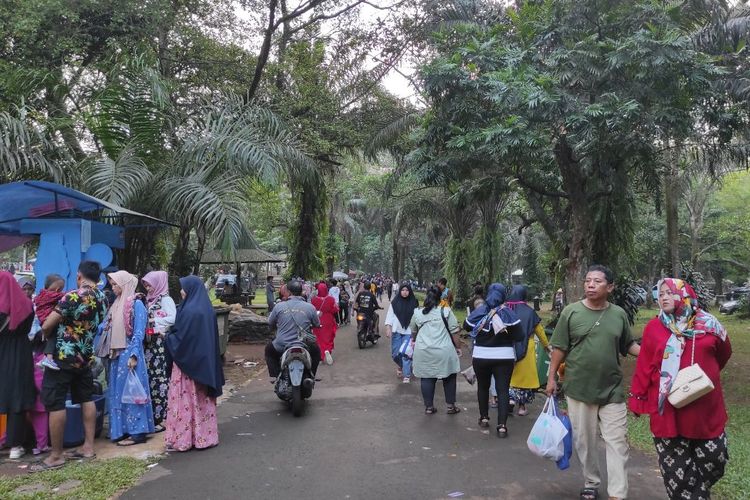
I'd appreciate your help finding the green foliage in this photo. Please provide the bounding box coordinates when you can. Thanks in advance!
[414,0,743,300]
[522,238,545,297]
[0,457,150,500]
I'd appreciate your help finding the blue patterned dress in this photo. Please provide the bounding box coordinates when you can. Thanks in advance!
[108,299,155,441]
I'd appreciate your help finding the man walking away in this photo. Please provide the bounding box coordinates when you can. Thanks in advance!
[546,265,640,500]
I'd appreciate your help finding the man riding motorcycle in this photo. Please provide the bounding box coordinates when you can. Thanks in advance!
[353,280,381,340]
[265,280,321,382]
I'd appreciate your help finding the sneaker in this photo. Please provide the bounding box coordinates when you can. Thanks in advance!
[9,446,25,459]
[402,377,410,384]
[40,358,60,371]
[324,350,333,365]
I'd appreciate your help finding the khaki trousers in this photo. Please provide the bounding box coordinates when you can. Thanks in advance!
[566,397,629,498]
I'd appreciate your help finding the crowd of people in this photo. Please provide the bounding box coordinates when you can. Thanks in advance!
[263,266,732,500]
[0,261,225,472]
[2,260,734,499]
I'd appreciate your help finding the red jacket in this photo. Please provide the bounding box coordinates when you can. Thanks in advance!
[628,317,732,439]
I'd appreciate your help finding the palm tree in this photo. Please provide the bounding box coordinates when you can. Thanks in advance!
[0,109,70,183]
[81,59,314,277]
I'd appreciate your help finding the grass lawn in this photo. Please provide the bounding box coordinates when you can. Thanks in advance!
[0,457,152,500]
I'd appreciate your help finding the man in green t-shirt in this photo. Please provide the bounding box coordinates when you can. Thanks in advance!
[546,265,640,500]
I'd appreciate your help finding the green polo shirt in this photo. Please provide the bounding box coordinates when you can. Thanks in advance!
[550,301,634,405]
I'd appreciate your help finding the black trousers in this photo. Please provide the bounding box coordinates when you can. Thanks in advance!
[654,432,728,500]
[4,412,30,448]
[265,342,320,378]
[473,357,515,425]
[338,302,349,324]
[420,374,457,408]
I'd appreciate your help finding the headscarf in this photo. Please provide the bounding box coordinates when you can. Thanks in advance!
[316,282,329,298]
[166,275,225,397]
[0,271,33,331]
[391,282,419,329]
[465,283,520,338]
[142,271,169,308]
[505,285,542,358]
[656,278,727,414]
[107,270,139,348]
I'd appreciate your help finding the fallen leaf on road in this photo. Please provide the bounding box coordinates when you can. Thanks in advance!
[422,447,431,450]
[448,492,464,498]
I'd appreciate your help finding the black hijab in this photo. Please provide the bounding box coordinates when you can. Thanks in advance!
[391,282,418,328]
[167,276,225,398]
[505,285,541,342]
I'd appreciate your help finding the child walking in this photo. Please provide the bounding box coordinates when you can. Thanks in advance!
[33,274,65,370]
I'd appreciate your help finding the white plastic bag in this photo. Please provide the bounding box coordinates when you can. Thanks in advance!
[404,340,414,359]
[527,397,568,461]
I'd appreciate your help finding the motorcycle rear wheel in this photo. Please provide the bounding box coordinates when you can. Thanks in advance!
[291,386,304,417]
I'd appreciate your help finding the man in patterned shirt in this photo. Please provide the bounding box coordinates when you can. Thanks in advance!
[33,261,107,472]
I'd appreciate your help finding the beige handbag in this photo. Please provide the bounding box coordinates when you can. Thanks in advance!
[667,335,714,409]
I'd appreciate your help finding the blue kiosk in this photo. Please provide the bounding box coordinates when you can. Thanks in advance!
[0,181,168,289]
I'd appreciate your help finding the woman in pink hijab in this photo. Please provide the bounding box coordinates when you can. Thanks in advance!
[311,282,339,365]
[141,271,176,432]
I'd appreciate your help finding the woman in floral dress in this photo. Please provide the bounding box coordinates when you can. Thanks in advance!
[107,270,154,445]
[165,275,225,452]
[141,271,176,432]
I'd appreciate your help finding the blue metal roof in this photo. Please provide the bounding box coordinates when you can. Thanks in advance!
[0,181,171,249]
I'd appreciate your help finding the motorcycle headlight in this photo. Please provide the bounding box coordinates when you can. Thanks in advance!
[357,315,365,321]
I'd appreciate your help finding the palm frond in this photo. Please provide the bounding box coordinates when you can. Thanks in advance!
[82,146,153,206]
[365,112,422,160]
[0,110,68,182]
[178,96,315,185]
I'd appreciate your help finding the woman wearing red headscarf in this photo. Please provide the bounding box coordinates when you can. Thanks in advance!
[311,282,339,365]
[629,278,732,500]
[0,271,35,459]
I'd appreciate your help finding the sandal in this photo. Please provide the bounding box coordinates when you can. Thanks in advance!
[478,417,490,428]
[496,424,508,438]
[153,424,166,433]
[580,488,599,500]
[29,460,65,473]
[446,405,461,415]
[64,450,96,460]
[116,438,146,447]
[425,407,437,415]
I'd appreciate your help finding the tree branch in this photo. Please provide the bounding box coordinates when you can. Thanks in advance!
[514,175,569,198]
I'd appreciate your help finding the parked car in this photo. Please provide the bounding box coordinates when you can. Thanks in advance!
[720,286,750,315]
[215,274,238,295]
[633,286,647,305]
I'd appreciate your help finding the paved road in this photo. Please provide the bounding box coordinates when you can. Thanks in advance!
[124,299,666,500]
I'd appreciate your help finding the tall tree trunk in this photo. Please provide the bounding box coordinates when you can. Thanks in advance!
[555,137,591,303]
[391,230,400,280]
[664,166,681,277]
[193,226,207,275]
[168,225,192,301]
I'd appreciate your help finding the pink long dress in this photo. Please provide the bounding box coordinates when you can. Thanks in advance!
[164,364,219,451]
[311,286,339,360]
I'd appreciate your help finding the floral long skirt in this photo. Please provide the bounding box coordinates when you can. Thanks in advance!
[165,364,219,452]
[145,335,169,425]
